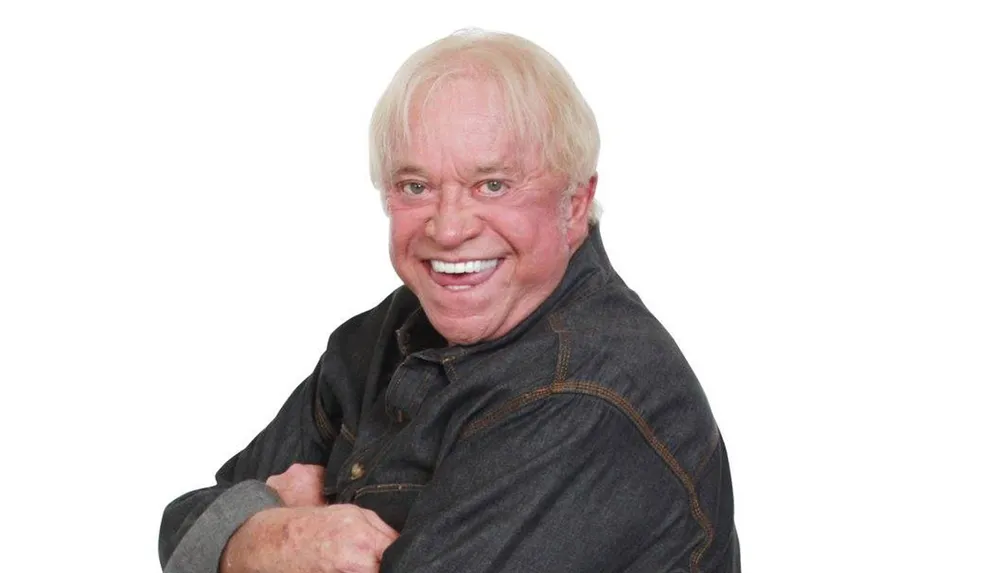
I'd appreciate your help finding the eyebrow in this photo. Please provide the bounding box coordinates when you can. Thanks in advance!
[472,163,515,176]
[391,165,430,179]
[391,163,519,180]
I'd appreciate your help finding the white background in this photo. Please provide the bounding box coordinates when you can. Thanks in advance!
[1,1,997,571]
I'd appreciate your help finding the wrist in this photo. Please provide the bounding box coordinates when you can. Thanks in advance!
[220,507,288,573]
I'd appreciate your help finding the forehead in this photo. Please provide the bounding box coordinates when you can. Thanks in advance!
[414,76,505,130]
[394,77,541,176]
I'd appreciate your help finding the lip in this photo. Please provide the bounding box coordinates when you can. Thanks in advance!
[426,256,501,264]
[425,258,503,289]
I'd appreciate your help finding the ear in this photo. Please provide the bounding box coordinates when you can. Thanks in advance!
[565,174,598,248]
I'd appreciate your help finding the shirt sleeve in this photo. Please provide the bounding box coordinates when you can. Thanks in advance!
[379,393,719,572]
[157,357,334,571]
[162,480,281,573]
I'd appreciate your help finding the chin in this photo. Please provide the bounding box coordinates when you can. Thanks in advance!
[412,272,512,345]
[426,311,493,346]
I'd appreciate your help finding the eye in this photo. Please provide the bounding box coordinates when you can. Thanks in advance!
[479,180,507,195]
[400,182,427,196]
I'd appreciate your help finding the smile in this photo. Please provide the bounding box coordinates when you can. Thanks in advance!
[427,258,502,290]
[429,259,500,274]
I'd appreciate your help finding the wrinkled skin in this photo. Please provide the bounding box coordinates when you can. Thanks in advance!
[221,464,398,573]
[386,76,595,345]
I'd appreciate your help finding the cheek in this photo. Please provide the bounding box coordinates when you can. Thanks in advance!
[389,208,420,239]
[387,214,416,264]
[494,208,568,264]
[524,200,568,239]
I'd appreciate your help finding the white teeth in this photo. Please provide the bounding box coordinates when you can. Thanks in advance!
[430,258,499,274]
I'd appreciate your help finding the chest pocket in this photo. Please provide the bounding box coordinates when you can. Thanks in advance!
[321,422,429,531]
[351,483,425,531]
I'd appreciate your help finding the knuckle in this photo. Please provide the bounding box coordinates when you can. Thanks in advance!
[339,504,360,516]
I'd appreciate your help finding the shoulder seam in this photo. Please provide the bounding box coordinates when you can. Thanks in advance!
[459,283,713,571]
[553,381,715,573]
[456,381,715,573]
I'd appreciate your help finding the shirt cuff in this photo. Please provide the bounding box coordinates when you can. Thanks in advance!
[164,480,282,573]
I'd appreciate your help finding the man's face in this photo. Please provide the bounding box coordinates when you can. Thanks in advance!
[386,77,592,345]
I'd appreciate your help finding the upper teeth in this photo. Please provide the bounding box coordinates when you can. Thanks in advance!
[430,259,499,274]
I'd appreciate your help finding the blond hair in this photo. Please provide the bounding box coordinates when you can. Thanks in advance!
[369,29,602,222]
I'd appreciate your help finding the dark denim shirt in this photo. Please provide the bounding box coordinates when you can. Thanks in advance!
[160,226,740,572]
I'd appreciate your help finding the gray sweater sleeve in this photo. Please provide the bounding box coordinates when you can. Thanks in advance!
[164,480,281,573]
[160,358,337,568]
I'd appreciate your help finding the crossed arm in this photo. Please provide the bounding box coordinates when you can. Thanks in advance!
[163,393,728,573]
[220,464,396,573]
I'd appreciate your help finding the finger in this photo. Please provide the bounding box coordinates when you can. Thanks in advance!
[360,508,399,539]
[289,462,325,475]
[368,528,397,560]
[304,465,326,482]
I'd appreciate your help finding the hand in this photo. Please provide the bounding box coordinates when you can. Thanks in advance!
[266,462,326,507]
[222,504,399,573]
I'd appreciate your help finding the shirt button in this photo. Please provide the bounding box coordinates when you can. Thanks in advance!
[349,462,365,480]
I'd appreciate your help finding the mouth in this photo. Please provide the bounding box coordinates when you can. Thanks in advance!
[425,258,503,290]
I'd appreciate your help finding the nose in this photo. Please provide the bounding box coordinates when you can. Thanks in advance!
[425,186,482,249]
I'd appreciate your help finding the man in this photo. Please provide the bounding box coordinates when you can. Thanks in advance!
[160,30,739,573]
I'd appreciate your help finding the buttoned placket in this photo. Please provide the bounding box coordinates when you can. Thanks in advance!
[332,353,445,501]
